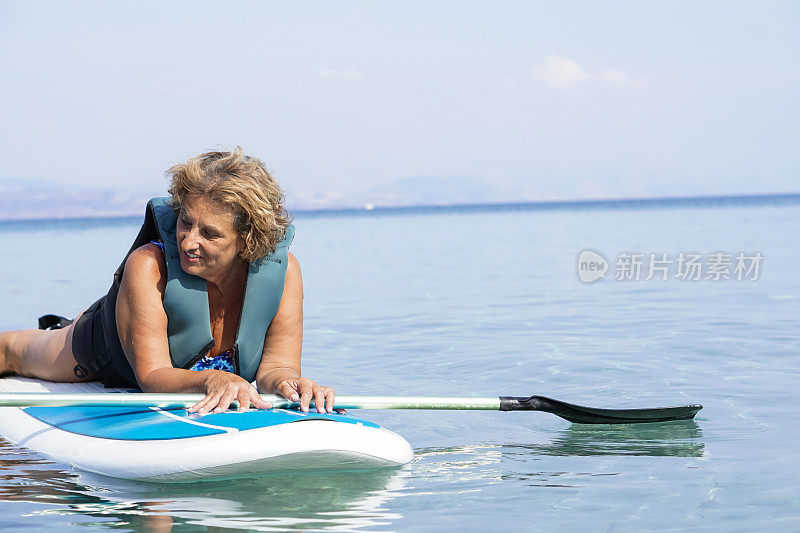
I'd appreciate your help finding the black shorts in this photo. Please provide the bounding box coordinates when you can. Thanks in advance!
[72,297,138,388]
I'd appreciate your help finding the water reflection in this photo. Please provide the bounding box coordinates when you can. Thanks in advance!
[412,421,704,488]
[518,420,704,457]
[416,420,703,461]
[0,438,409,532]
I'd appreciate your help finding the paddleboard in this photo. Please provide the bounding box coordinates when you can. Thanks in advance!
[0,377,413,482]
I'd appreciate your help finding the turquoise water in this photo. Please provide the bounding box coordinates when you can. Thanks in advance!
[1,196,799,531]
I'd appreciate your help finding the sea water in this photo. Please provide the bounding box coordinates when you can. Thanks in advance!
[0,196,798,532]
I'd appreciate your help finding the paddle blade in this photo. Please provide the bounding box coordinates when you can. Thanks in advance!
[499,395,703,424]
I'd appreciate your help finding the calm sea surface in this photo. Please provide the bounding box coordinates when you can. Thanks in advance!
[0,196,799,531]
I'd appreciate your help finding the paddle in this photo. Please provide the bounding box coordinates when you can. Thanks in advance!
[0,393,702,424]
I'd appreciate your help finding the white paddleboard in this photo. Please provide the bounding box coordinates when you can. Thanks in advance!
[0,377,413,482]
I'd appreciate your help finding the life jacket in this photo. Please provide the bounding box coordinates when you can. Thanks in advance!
[98,197,293,384]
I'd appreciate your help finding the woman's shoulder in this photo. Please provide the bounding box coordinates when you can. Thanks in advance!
[123,243,168,288]
[285,252,301,280]
[286,251,299,271]
[283,252,302,298]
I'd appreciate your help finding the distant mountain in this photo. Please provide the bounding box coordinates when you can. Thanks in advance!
[0,174,539,221]
[354,175,515,207]
[0,177,152,221]
[287,175,533,211]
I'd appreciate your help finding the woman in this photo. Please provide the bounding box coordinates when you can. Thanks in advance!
[0,148,335,415]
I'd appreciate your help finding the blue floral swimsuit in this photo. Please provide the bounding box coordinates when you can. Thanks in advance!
[151,240,236,374]
[187,350,236,373]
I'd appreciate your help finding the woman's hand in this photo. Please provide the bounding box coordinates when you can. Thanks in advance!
[189,370,271,414]
[276,377,335,413]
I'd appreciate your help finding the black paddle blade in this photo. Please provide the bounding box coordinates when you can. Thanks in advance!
[499,395,703,424]
[38,314,74,331]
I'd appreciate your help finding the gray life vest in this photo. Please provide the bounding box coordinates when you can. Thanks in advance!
[99,197,293,384]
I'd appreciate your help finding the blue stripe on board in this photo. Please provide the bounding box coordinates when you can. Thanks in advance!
[23,406,223,440]
[197,408,380,430]
[22,406,378,441]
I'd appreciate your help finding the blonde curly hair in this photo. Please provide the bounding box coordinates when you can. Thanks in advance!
[167,147,292,263]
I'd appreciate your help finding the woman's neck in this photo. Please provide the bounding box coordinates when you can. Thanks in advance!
[205,259,248,301]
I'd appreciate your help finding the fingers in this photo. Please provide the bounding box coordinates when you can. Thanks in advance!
[278,380,300,402]
[202,375,335,415]
[234,388,251,413]
[213,386,238,413]
[190,386,270,414]
[188,389,223,414]
[289,378,336,414]
[313,385,326,414]
[323,387,335,414]
[249,385,271,410]
[299,380,314,413]
[189,372,272,414]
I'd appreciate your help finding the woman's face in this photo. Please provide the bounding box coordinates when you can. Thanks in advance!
[175,195,245,281]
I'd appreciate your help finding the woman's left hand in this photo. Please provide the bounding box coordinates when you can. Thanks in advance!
[276,377,335,413]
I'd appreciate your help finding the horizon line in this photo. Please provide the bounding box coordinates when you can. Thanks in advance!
[1,191,798,225]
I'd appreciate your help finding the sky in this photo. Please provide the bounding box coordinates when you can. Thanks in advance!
[0,1,798,215]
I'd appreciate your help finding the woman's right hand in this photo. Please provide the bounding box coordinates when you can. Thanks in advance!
[188,370,271,414]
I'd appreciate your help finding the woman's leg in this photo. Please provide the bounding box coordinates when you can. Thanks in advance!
[0,320,93,383]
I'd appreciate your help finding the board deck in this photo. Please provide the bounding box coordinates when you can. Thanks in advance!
[0,377,413,482]
[22,405,380,440]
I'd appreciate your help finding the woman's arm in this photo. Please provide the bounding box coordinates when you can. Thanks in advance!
[255,252,335,413]
[116,244,268,413]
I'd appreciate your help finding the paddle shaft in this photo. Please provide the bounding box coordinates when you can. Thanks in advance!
[0,393,499,410]
[0,392,702,423]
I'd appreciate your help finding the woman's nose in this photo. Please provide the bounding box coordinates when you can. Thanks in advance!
[182,227,201,250]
